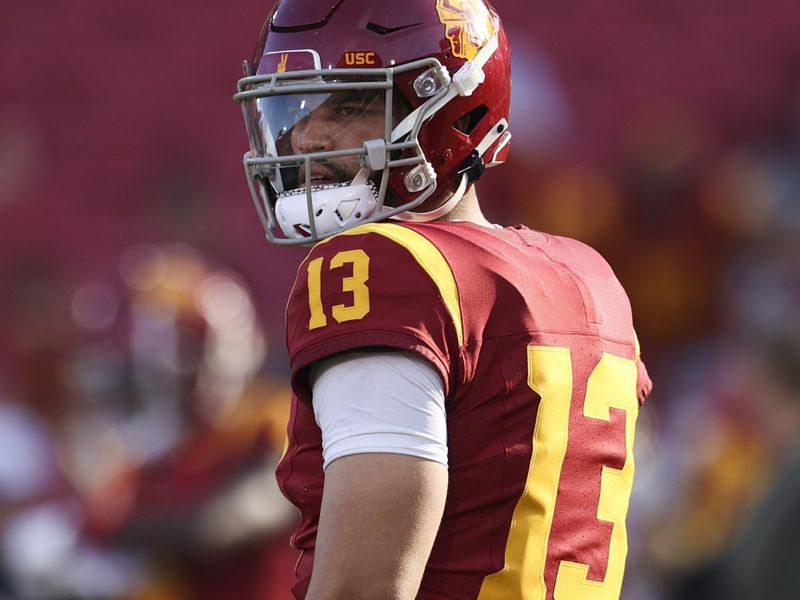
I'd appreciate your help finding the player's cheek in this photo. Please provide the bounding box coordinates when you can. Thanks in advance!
[352,117,385,141]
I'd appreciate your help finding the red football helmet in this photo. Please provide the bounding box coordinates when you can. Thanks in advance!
[234,0,511,244]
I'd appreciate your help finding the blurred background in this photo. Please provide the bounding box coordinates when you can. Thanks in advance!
[1,1,800,598]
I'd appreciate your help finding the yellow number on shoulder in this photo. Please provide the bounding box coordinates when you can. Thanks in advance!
[307,257,328,330]
[331,249,370,323]
[307,250,371,330]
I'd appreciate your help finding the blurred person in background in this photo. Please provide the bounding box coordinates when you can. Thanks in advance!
[625,81,800,599]
[651,333,800,600]
[0,258,137,599]
[63,163,298,600]
[234,0,651,598]
[0,257,76,598]
[73,243,298,600]
[0,170,299,598]
[710,333,800,600]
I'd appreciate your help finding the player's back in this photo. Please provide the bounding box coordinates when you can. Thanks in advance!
[411,222,649,600]
[279,221,651,600]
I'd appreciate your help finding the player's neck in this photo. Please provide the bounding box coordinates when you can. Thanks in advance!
[438,186,494,228]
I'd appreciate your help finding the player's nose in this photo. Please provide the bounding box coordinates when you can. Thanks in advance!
[292,113,334,154]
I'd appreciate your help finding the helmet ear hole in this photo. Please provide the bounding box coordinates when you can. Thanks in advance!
[453,105,489,135]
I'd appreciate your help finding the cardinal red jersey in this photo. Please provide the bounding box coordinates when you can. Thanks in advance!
[277,221,652,600]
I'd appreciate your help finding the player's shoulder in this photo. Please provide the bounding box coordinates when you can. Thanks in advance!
[543,230,610,260]
[297,222,455,290]
[287,221,460,338]
[286,222,463,391]
[540,231,618,278]
[305,221,445,256]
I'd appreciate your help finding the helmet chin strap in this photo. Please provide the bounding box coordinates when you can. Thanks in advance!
[391,117,509,224]
[391,173,468,223]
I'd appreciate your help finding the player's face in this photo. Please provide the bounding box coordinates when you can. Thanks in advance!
[290,90,385,186]
[249,86,412,193]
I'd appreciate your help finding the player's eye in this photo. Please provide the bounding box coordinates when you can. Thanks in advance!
[334,103,366,118]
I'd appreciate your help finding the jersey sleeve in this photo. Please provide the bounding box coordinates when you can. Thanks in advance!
[285,223,464,403]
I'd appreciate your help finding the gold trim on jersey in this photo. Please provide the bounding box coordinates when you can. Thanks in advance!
[319,223,464,347]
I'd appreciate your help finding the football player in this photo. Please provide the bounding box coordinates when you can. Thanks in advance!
[234,1,652,599]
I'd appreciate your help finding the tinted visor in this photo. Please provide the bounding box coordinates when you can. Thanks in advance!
[243,87,390,192]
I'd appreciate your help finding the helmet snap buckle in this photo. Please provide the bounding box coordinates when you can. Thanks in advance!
[413,66,452,98]
[404,163,437,192]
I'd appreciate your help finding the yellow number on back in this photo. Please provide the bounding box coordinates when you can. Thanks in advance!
[478,346,639,600]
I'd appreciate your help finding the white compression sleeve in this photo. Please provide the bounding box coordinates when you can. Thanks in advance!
[310,351,448,470]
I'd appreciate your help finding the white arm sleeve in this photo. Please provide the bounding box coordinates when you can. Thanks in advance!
[310,351,448,471]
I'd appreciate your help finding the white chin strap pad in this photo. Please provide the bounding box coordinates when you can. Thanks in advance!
[276,180,377,240]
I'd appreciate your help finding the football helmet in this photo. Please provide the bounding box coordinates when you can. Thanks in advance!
[234,0,511,245]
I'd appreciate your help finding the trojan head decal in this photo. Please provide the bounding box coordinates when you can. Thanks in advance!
[436,0,496,61]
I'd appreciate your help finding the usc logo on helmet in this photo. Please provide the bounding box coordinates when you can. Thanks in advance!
[342,51,379,67]
[436,0,495,61]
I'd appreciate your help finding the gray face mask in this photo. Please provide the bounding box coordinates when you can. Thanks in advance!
[234,62,452,244]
